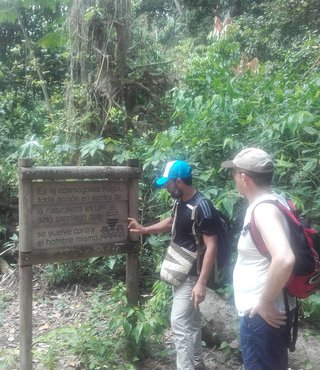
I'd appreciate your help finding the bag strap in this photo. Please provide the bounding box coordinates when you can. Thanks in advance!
[191,203,204,275]
[284,288,299,352]
[249,199,280,256]
[249,202,271,257]
[190,194,207,236]
[250,198,298,256]
[171,200,179,240]
[191,195,213,275]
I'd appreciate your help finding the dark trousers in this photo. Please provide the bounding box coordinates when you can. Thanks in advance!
[240,313,292,370]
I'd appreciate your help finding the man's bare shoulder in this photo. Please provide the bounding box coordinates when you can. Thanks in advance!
[254,201,282,216]
[254,202,286,229]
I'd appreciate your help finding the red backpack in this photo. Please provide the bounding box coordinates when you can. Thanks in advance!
[250,198,320,299]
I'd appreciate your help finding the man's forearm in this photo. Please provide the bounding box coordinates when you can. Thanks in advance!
[197,235,218,286]
[142,217,173,235]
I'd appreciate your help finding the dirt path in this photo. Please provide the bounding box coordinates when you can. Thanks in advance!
[0,268,242,370]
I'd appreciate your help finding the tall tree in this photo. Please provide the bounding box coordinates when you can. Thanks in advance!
[67,0,132,135]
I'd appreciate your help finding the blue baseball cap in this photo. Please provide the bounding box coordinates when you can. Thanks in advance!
[155,160,192,187]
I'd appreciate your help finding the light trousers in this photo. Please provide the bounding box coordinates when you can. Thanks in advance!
[171,276,202,370]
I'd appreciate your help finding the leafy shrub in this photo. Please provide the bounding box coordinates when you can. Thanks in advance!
[301,294,320,328]
[33,281,171,369]
[120,35,320,226]
[44,256,127,287]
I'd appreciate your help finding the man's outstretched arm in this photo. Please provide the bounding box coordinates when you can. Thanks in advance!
[128,217,173,235]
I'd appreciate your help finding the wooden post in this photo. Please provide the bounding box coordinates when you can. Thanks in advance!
[19,158,33,370]
[126,159,140,305]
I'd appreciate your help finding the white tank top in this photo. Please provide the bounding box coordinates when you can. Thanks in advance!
[233,192,296,316]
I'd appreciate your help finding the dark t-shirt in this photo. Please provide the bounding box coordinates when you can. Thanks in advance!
[173,192,219,252]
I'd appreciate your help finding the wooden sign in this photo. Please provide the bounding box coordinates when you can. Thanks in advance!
[19,164,140,266]
[18,159,141,370]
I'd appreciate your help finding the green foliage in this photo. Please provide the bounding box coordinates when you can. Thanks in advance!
[135,0,240,41]
[105,282,169,361]
[0,1,19,24]
[219,340,234,356]
[0,291,16,365]
[79,137,124,165]
[125,35,320,223]
[216,283,234,301]
[301,294,320,328]
[0,291,14,311]
[17,135,44,158]
[234,0,320,62]
[43,256,127,287]
[31,282,170,369]
[0,348,19,370]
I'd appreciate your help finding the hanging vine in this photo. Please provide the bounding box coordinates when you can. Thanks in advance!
[64,0,173,142]
[65,0,131,140]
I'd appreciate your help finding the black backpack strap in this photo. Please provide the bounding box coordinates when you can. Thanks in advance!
[284,289,299,352]
[191,197,206,275]
[191,195,221,278]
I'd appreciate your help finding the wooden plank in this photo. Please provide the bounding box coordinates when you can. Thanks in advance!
[126,177,140,304]
[19,266,33,370]
[19,242,140,266]
[20,166,141,180]
[126,252,140,305]
[18,159,33,370]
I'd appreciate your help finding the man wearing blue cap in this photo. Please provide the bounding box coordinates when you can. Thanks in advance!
[128,160,220,370]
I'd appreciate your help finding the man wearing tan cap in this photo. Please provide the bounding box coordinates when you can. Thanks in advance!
[221,148,296,370]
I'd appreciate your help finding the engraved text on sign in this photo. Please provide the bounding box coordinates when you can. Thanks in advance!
[32,181,128,249]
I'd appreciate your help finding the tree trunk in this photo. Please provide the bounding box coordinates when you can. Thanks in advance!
[17,13,52,115]
[201,288,320,370]
[67,0,132,136]
[173,0,183,16]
